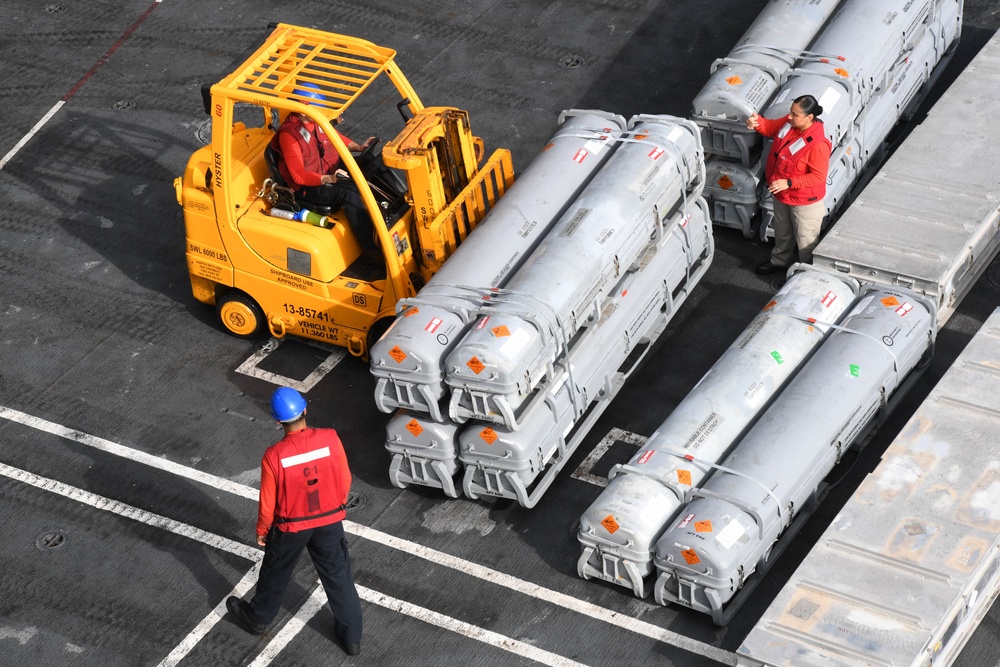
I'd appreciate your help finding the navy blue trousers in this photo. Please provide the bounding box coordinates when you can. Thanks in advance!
[299,181,375,250]
[249,521,363,644]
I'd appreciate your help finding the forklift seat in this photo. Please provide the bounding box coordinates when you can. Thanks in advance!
[264,143,287,187]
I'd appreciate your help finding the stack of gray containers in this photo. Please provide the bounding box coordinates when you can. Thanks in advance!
[695,0,960,240]
[371,111,715,507]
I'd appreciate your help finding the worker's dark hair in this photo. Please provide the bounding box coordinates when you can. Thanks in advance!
[794,95,823,118]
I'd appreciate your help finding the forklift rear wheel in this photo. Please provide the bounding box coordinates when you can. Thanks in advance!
[216,292,266,339]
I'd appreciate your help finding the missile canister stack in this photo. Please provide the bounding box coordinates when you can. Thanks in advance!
[445,115,705,427]
[697,0,960,240]
[370,111,627,497]
[753,0,961,237]
[691,0,845,238]
[371,112,714,506]
[652,287,935,624]
[445,115,710,506]
[577,267,859,597]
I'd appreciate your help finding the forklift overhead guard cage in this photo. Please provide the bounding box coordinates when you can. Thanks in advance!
[214,23,423,119]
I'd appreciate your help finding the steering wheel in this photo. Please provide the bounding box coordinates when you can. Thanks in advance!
[358,137,381,170]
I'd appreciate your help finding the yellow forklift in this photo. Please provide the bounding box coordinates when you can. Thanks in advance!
[174,24,513,357]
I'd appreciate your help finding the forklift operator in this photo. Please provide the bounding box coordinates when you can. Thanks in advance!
[270,85,379,252]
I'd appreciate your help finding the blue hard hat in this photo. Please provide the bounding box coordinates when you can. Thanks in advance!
[271,387,307,422]
[292,82,326,104]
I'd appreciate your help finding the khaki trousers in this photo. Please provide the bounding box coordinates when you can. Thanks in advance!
[770,200,825,266]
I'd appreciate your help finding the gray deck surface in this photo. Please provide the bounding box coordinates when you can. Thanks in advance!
[2,1,1000,665]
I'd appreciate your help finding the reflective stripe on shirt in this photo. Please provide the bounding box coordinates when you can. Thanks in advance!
[280,446,331,468]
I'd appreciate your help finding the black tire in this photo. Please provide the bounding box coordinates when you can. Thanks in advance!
[216,291,267,339]
[366,316,395,356]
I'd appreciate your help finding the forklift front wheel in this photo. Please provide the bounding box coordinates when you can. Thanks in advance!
[216,291,266,339]
[366,316,395,353]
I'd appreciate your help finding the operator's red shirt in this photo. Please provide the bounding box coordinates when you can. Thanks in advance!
[270,113,354,188]
[257,427,352,537]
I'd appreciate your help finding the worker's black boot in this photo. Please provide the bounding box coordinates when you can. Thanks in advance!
[226,596,269,635]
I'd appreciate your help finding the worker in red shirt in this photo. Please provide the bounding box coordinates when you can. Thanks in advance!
[746,94,832,275]
[227,387,363,656]
[270,83,379,252]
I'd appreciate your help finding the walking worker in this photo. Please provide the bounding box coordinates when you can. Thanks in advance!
[746,94,832,275]
[227,387,363,656]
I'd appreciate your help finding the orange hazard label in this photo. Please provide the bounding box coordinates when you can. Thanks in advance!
[881,296,900,307]
[406,419,424,437]
[467,356,486,374]
[389,346,407,364]
[695,520,713,533]
[634,132,649,141]
[491,325,511,337]
[601,515,620,534]
[681,549,700,565]
[725,75,743,85]
[763,299,777,311]
[718,174,734,190]
[403,307,419,317]
[677,469,692,485]
[479,427,498,444]
[834,67,849,78]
